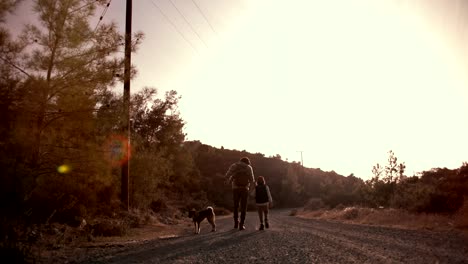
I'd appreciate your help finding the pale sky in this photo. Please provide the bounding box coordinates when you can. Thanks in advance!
[6,0,468,179]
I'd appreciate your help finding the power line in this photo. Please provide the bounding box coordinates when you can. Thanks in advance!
[61,42,123,61]
[0,56,31,77]
[148,0,200,54]
[94,0,112,32]
[56,1,117,83]
[70,0,100,14]
[168,0,208,48]
[73,1,114,61]
[1,2,114,80]
[190,0,218,36]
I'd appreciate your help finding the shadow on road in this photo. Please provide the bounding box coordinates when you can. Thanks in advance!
[100,227,264,263]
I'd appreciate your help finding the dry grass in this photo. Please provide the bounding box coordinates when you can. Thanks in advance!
[304,198,325,211]
[298,205,468,232]
[289,209,299,216]
[213,207,231,216]
[454,199,468,229]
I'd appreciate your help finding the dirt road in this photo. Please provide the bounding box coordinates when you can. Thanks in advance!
[66,209,467,263]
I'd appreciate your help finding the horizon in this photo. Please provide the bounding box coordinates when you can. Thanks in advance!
[6,0,468,179]
[186,139,465,177]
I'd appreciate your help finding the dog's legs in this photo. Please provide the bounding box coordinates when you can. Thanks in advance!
[193,222,198,234]
[208,216,216,232]
[196,223,201,234]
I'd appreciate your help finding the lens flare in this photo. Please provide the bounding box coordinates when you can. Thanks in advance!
[104,134,131,167]
[57,164,71,174]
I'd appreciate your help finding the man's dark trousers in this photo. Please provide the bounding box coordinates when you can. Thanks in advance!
[233,188,249,227]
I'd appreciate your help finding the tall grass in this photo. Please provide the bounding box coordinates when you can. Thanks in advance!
[299,205,468,231]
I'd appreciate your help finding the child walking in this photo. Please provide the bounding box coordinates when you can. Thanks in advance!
[255,176,273,230]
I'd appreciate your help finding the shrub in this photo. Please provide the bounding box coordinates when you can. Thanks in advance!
[304,198,324,211]
[0,221,36,263]
[342,207,359,220]
[150,199,167,213]
[334,204,345,210]
[0,242,34,263]
[122,209,157,227]
[454,197,468,229]
[90,219,128,237]
[213,207,231,216]
[390,182,433,212]
[185,201,207,213]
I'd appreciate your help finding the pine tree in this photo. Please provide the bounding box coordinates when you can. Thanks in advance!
[1,0,143,219]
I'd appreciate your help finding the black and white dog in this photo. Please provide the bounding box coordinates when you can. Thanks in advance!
[188,206,216,234]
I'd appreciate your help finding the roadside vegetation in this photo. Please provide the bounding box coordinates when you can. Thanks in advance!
[298,203,468,231]
[296,151,468,232]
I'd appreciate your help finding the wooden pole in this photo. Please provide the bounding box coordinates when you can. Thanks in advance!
[121,0,132,210]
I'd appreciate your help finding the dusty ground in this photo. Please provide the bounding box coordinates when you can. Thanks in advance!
[36,219,195,262]
[38,209,468,263]
[296,207,468,232]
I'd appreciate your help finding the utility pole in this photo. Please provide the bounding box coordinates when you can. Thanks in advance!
[121,0,132,211]
[297,151,304,168]
[297,150,305,196]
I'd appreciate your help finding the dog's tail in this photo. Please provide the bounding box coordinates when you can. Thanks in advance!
[207,206,214,212]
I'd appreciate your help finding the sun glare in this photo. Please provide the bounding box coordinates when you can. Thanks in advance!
[57,164,71,174]
[174,0,468,178]
[104,135,131,167]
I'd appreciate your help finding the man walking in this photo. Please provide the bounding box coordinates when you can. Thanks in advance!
[225,157,255,230]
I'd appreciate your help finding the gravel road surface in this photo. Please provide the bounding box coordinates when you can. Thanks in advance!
[68,209,467,263]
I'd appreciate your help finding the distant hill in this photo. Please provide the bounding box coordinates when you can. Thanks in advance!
[184,140,364,209]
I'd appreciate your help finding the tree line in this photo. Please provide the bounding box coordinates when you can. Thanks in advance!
[188,145,467,215]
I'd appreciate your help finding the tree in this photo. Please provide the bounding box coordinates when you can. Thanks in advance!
[383,150,406,183]
[129,88,197,208]
[365,150,406,207]
[0,0,34,216]
[0,1,21,23]
[1,0,143,220]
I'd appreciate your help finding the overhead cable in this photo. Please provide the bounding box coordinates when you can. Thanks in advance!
[168,0,208,47]
[94,0,112,32]
[190,0,218,36]
[0,56,31,77]
[148,0,200,54]
[70,0,100,14]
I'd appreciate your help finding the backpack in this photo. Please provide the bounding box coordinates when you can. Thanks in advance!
[255,185,269,203]
[233,164,250,187]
